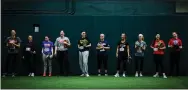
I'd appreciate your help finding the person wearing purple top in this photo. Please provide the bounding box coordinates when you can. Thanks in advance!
[42,36,54,77]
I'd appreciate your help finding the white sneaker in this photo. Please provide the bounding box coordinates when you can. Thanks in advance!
[135,72,138,77]
[98,74,101,76]
[122,73,126,77]
[12,74,15,77]
[114,73,119,77]
[31,73,35,77]
[163,73,167,78]
[86,74,90,77]
[28,73,31,76]
[80,74,85,76]
[105,74,108,76]
[153,73,159,77]
[140,73,143,77]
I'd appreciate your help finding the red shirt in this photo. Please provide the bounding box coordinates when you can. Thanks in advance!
[168,38,182,51]
[151,40,166,55]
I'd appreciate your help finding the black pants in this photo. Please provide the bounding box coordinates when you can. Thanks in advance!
[135,56,144,72]
[4,53,18,75]
[25,54,36,73]
[57,51,69,76]
[153,54,164,73]
[117,55,128,73]
[97,53,108,70]
[169,51,180,76]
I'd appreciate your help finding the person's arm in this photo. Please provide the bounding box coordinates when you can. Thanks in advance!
[142,42,147,50]
[85,38,91,47]
[168,39,173,48]
[127,45,130,57]
[116,46,119,57]
[160,40,166,50]
[96,43,101,50]
[65,37,71,47]
[13,37,21,48]
[103,42,110,50]
[179,39,183,49]
[5,37,9,47]
[54,38,58,55]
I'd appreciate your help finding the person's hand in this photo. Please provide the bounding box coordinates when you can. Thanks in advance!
[22,56,24,59]
[116,53,118,58]
[63,41,68,45]
[79,46,84,49]
[50,55,53,59]
[33,51,36,54]
[54,52,57,56]
[153,48,158,51]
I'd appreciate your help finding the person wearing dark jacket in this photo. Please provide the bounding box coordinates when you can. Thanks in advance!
[23,35,36,77]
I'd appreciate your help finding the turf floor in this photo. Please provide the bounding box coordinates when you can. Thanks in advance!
[1,76,188,89]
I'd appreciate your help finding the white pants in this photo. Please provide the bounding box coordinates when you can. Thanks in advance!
[42,54,52,74]
[79,51,89,74]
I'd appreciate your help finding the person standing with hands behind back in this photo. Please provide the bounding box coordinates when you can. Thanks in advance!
[168,32,182,76]
[54,30,71,76]
[150,33,167,78]
[3,30,21,77]
[78,31,91,77]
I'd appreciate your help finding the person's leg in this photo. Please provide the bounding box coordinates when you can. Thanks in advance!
[42,54,47,76]
[48,57,52,76]
[169,52,175,76]
[11,54,18,77]
[97,54,102,76]
[83,51,89,76]
[153,54,159,77]
[57,51,63,76]
[3,54,12,76]
[159,55,167,78]
[25,55,31,76]
[140,57,144,76]
[62,51,69,76]
[79,51,84,75]
[31,54,36,76]
[122,56,127,77]
[135,56,139,77]
[104,54,108,75]
[175,51,180,76]
[115,55,121,77]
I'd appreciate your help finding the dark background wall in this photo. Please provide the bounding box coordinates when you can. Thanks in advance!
[2,0,188,76]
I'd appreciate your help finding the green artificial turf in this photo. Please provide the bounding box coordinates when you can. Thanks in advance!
[1,76,188,89]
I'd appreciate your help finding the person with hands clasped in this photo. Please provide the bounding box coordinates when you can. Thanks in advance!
[96,33,110,76]
[114,33,131,77]
[150,33,167,78]
[78,31,91,77]
[42,36,54,77]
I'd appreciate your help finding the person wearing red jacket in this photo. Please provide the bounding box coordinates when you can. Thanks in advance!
[150,33,167,78]
[168,32,182,76]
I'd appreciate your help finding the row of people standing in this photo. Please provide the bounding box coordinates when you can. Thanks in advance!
[2,30,182,78]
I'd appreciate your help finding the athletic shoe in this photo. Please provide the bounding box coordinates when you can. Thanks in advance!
[135,72,138,77]
[12,74,15,77]
[43,73,46,77]
[105,74,108,76]
[49,73,52,77]
[31,73,35,77]
[122,73,126,77]
[140,73,143,77]
[114,73,119,77]
[80,74,85,76]
[153,73,159,77]
[86,74,90,77]
[163,73,167,78]
[98,74,101,76]
[28,73,31,76]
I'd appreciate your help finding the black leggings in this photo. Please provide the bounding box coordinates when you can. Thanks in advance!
[97,54,108,70]
[135,56,144,72]
[170,51,180,76]
[117,55,128,73]
[4,53,18,75]
[57,51,69,76]
[153,54,164,73]
[25,54,36,73]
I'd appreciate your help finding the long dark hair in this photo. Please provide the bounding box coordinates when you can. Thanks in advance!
[151,33,159,47]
